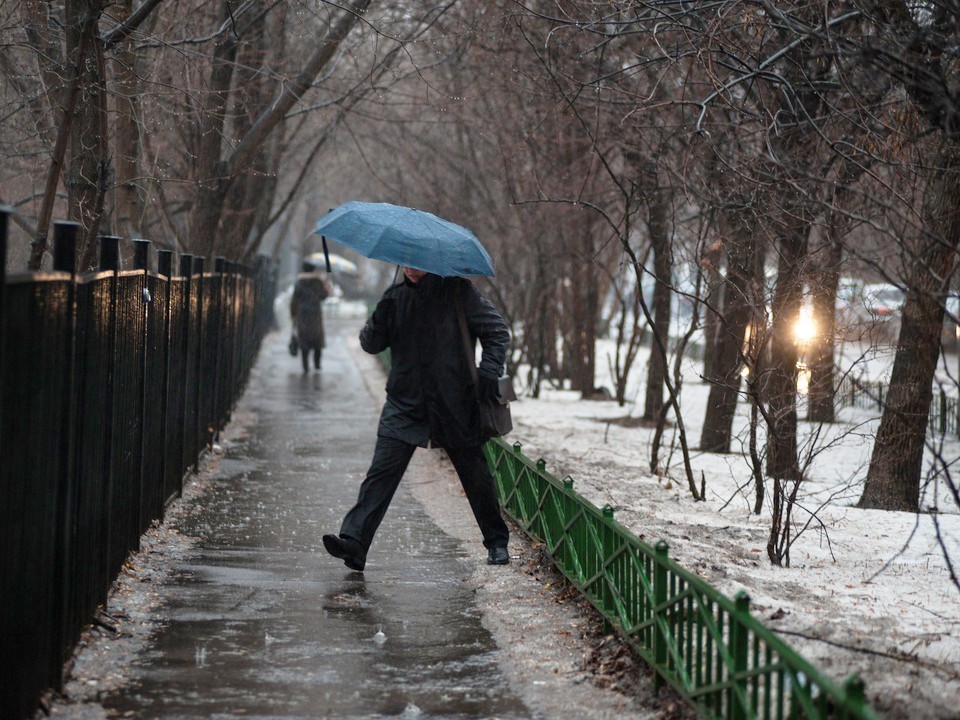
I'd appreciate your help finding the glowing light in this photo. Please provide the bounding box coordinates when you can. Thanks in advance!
[794,307,817,346]
[740,365,750,378]
[796,361,811,396]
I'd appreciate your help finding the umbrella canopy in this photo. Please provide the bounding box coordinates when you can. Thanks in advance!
[315,201,494,277]
[305,252,359,276]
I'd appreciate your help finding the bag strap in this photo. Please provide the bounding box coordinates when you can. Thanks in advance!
[454,283,480,386]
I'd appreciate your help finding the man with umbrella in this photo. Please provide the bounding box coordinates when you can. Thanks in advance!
[317,203,511,570]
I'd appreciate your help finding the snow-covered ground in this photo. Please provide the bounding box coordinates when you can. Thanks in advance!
[508,339,960,719]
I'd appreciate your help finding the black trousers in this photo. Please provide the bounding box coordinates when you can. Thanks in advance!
[340,435,509,554]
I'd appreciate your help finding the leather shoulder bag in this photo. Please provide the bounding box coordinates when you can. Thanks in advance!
[454,286,516,440]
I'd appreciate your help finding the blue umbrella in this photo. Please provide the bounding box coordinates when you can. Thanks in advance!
[315,201,494,277]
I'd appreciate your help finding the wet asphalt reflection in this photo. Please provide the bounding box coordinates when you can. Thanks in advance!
[103,317,529,719]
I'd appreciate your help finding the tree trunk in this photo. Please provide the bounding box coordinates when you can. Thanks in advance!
[700,219,757,453]
[700,239,724,383]
[764,230,807,482]
[184,0,240,254]
[860,150,960,511]
[220,15,271,258]
[807,235,842,422]
[111,0,145,240]
[642,177,672,420]
[65,0,110,267]
[28,2,103,270]
[808,162,867,422]
[524,244,555,398]
[569,225,598,394]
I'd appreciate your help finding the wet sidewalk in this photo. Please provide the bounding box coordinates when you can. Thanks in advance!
[96,316,530,719]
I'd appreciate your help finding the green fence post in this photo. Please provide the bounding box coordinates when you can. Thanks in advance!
[533,459,547,537]
[731,591,751,720]
[602,504,615,626]
[654,540,669,690]
[556,475,573,566]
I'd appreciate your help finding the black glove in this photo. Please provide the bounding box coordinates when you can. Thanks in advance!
[371,298,395,328]
[478,374,500,404]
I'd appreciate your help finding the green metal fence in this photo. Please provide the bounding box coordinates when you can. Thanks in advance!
[484,438,880,720]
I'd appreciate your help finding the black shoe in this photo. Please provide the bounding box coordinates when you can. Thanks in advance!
[486,546,510,565]
[323,534,366,571]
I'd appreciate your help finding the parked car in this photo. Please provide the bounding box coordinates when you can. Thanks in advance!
[862,283,905,318]
[834,280,903,343]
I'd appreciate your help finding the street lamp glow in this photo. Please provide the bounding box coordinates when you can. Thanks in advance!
[794,307,817,346]
[796,361,811,396]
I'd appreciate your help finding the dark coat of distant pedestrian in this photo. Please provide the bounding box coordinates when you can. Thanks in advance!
[290,271,331,372]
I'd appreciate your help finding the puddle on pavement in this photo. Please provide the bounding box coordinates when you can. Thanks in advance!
[99,320,531,719]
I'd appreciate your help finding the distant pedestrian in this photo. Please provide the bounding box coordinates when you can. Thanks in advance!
[290,263,331,373]
[323,266,511,570]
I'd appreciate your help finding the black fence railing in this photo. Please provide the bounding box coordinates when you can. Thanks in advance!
[836,374,960,438]
[0,212,278,719]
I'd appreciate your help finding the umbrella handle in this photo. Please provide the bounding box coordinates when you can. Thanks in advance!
[321,235,332,273]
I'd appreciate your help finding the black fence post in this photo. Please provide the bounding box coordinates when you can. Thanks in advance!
[157,250,173,506]
[0,209,6,711]
[0,208,7,468]
[222,260,232,423]
[221,259,231,425]
[133,240,151,544]
[100,235,121,272]
[158,250,173,278]
[51,221,80,681]
[192,256,205,467]
[53,222,79,274]
[212,257,225,436]
[132,239,150,272]
[98,235,121,583]
[229,261,241,420]
[178,253,194,487]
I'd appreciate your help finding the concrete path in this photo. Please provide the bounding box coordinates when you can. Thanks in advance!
[98,315,530,719]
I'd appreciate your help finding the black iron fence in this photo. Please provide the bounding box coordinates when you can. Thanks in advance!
[0,211,278,719]
[836,374,960,438]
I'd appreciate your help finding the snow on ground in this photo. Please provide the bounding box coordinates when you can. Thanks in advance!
[507,339,960,719]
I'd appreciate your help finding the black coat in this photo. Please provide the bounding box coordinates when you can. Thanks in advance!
[290,274,331,349]
[360,274,510,449]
